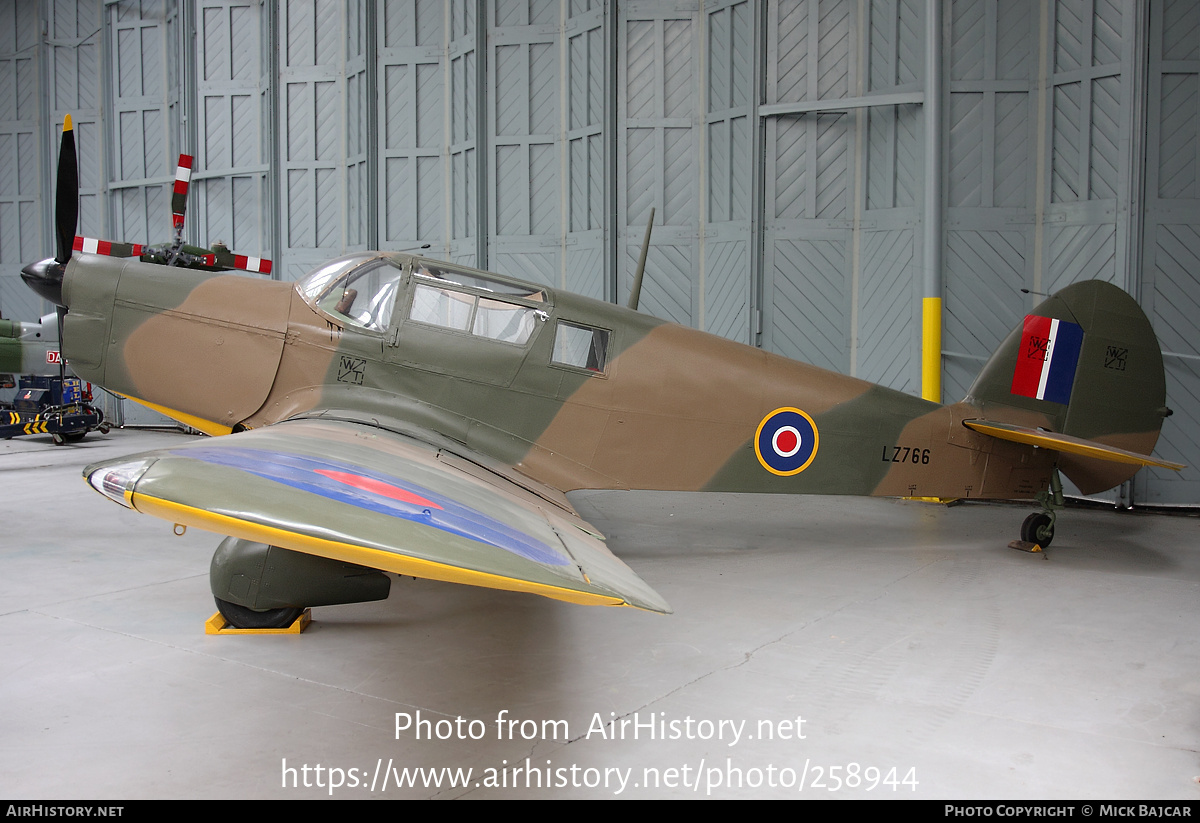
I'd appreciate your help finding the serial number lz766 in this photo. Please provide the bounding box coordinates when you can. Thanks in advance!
[882,446,930,464]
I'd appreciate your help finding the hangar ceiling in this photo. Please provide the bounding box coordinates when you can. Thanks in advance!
[0,0,1196,505]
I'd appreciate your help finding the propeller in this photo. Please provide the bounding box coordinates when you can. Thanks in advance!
[21,116,275,386]
[20,115,77,307]
[76,151,272,274]
[41,134,273,274]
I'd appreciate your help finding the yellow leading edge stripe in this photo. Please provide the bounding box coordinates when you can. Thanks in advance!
[132,494,634,610]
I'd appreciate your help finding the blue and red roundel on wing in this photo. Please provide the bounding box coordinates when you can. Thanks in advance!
[754,407,819,476]
[170,446,569,566]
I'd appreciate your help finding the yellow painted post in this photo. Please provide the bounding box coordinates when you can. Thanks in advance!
[922,296,942,403]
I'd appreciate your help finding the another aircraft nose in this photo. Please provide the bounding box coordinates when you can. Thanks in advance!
[20,257,67,307]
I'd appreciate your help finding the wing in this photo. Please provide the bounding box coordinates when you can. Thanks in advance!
[84,419,670,613]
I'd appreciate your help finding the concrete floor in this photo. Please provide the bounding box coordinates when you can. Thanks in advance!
[2,428,1198,799]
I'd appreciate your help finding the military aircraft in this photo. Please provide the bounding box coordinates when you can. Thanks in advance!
[0,313,62,386]
[22,117,1184,629]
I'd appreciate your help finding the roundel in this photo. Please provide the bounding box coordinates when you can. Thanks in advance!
[754,407,819,476]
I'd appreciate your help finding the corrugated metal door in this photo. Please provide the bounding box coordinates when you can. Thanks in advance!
[488,0,562,289]
[857,0,922,391]
[619,3,701,327]
[106,0,178,248]
[194,1,272,261]
[278,0,344,282]
[0,1,49,322]
[943,0,1037,402]
[379,0,445,257]
[704,0,753,343]
[761,1,855,373]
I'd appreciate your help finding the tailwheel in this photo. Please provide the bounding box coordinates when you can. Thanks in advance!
[214,597,303,630]
[1020,511,1055,547]
[1015,466,1064,549]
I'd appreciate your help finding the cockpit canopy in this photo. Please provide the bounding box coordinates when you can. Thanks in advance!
[296,253,550,345]
[299,253,401,331]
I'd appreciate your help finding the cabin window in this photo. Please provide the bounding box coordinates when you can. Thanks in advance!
[410,284,473,331]
[552,321,609,373]
[408,284,540,345]
[473,297,538,343]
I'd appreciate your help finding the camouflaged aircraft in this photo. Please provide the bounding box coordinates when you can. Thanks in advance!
[22,118,1184,629]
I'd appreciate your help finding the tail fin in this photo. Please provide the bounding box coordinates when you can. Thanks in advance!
[963,280,1176,494]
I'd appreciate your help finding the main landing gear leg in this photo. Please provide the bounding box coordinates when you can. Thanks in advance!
[1014,468,1064,551]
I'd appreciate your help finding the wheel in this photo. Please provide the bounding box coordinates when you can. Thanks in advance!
[1021,512,1054,547]
[214,597,303,630]
[61,431,86,443]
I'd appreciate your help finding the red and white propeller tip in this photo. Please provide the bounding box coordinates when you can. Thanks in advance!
[171,154,193,232]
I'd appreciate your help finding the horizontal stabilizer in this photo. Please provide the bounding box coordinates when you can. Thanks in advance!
[964,419,1184,471]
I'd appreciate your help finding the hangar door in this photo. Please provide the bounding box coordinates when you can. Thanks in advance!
[1139,0,1200,505]
[759,1,924,394]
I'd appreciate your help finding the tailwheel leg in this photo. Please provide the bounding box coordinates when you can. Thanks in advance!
[1012,468,1063,551]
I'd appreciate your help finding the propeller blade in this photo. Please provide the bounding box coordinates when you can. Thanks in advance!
[211,249,273,274]
[73,236,146,258]
[54,115,79,265]
[233,254,272,274]
[171,154,193,236]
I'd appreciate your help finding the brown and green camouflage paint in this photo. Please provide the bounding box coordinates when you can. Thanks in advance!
[58,253,1165,504]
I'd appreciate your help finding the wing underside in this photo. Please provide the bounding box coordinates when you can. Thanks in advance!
[84,419,670,613]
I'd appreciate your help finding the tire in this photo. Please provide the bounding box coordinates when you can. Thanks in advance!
[61,431,86,443]
[214,597,303,630]
[1021,512,1054,547]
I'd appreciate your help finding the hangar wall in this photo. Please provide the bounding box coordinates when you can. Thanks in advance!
[0,0,1197,505]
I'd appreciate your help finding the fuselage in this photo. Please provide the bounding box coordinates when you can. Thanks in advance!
[59,252,1053,502]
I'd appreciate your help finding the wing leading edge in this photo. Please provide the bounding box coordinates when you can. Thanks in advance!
[84,419,670,614]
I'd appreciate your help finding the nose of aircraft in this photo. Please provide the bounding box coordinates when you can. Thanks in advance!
[20,258,67,307]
